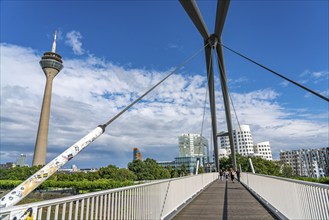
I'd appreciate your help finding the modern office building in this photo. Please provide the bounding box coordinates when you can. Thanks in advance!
[219,125,255,156]
[178,133,209,165]
[157,133,210,174]
[254,141,273,161]
[280,147,329,177]
[33,32,64,166]
[219,125,273,160]
[133,148,142,161]
[218,149,228,159]
[157,157,200,174]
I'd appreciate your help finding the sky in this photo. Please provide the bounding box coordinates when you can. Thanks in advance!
[1,0,328,169]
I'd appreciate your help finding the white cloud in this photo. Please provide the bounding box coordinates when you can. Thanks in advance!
[299,69,329,84]
[279,80,289,87]
[312,71,327,79]
[168,43,178,49]
[0,43,328,168]
[167,43,183,51]
[65,31,84,55]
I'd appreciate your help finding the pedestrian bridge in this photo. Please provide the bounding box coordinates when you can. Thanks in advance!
[1,173,328,220]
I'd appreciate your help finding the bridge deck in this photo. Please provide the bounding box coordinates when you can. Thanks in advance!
[172,179,277,220]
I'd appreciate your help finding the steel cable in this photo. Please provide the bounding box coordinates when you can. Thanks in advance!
[221,44,329,102]
[104,42,210,127]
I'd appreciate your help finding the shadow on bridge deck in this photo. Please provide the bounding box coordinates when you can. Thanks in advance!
[172,179,277,220]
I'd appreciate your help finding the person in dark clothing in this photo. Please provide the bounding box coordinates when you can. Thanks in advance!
[236,169,241,183]
[219,170,223,181]
[230,168,235,183]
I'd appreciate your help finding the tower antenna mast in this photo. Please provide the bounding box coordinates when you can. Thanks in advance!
[51,31,57,53]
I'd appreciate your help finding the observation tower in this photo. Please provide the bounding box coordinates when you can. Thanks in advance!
[32,32,63,166]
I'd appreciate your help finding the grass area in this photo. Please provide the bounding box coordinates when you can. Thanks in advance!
[291,176,329,184]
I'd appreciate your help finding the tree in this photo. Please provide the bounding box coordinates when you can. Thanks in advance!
[159,169,171,179]
[180,163,188,176]
[198,166,204,174]
[115,168,137,181]
[98,165,119,179]
[171,168,179,178]
[128,159,151,180]
[144,158,161,179]
[128,158,173,180]
[219,157,232,171]
[219,154,282,176]
[281,164,293,178]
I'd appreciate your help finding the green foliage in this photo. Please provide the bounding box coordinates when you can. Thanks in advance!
[0,164,136,182]
[220,154,283,177]
[0,179,134,192]
[0,180,22,189]
[128,159,150,180]
[292,176,329,184]
[98,165,136,181]
[128,158,172,181]
[171,168,179,178]
[198,166,204,174]
[219,154,329,185]
[219,157,232,171]
[0,164,137,192]
[281,163,293,178]
[252,157,281,176]
[180,163,188,176]
[0,166,42,180]
[318,177,329,184]
[160,168,171,179]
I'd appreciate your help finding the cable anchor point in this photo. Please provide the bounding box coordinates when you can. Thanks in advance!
[207,34,219,48]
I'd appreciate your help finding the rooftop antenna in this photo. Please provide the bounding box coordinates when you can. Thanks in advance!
[51,31,57,53]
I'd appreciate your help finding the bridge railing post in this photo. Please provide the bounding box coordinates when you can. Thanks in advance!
[240,172,329,220]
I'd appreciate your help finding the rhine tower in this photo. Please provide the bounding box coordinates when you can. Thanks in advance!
[32,32,63,166]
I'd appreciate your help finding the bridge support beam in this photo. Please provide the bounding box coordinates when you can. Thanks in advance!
[180,0,233,171]
[216,38,236,170]
[204,42,219,172]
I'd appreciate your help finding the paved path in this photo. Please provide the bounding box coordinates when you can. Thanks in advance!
[172,179,277,220]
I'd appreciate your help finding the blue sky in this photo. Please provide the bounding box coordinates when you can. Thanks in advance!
[1,0,328,169]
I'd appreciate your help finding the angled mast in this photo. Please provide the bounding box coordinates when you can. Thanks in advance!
[213,0,236,170]
[179,0,209,40]
[180,0,236,171]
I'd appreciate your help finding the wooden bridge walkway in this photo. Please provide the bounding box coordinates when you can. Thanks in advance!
[172,179,277,220]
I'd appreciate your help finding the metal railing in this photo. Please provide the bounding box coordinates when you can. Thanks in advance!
[0,173,218,220]
[241,173,329,220]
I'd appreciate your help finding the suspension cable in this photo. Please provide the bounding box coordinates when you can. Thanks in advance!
[221,43,329,102]
[200,49,212,137]
[200,85,208,137]
[197,48,212,168]
[103,43,210,127]
[214,48,247,153]
[228,92,245,144]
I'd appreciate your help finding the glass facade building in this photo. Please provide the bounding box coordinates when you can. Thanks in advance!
[157,157,199,174]
[178,133,209,165]
[280,147,329,177]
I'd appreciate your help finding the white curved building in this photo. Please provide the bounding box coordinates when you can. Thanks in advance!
[254,141,273,161]
[220,125,254,156]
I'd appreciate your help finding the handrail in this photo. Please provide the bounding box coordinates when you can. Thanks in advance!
[0,173,218,220]
[249,173,329,188]
[240,172,329,220]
